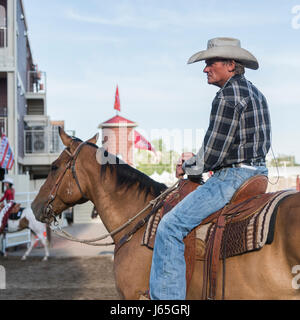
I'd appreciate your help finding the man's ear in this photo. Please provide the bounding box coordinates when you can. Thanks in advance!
[228,60,236,73]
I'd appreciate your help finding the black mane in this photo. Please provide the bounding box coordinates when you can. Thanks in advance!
[100,160,167,198]
[73,140,167,198]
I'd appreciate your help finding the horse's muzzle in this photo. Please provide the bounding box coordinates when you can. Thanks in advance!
[31,202,49,223]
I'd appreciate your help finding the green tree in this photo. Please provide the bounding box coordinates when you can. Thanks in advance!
[268,154,300,167]
[135,138,180,176]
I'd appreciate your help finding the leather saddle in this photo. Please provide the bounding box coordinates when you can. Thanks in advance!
[9,205,25,220]
[230,175,268,204]
[200,174,268,225]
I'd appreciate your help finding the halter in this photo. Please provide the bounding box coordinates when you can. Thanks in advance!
[44,140,88,222]
[44,139,180,247]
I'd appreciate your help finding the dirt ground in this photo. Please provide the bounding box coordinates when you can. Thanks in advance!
[0,255,120,300]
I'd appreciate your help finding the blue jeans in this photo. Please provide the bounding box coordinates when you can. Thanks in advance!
[149,166,268,300]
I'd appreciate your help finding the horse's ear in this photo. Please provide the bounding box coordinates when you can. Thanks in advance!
[87,133,99,145]
[58,127,72,147]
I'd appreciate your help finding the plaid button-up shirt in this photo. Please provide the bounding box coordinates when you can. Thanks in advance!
[183,74,271,175]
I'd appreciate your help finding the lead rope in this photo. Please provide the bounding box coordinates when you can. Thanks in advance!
[49,179,180,246]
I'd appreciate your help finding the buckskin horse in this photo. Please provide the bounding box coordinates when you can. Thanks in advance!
[31,128,300,299]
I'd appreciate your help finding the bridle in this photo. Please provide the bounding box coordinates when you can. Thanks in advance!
[44,140,88,223]
[43,139,180,247]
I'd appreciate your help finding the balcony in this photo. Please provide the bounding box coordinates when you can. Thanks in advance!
[22,128,65,166]
[26,70,46,111]
[27,70,46,94]
[25,70,47,127]
[25,129,64,154]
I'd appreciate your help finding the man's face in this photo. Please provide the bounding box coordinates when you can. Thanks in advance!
[203,58,235,88]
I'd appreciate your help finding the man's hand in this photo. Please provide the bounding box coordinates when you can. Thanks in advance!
[176,152,195,178]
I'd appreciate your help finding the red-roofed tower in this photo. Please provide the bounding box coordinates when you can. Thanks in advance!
[98,115,138,166]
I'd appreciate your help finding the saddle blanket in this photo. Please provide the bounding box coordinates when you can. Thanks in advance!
[142,187,297,260]
[195,189,297,260]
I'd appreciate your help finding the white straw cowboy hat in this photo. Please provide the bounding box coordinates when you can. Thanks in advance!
[187,37,259,70]
[3,177,13,185]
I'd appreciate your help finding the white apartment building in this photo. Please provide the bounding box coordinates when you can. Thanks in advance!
[0,1,96,225]
[0,0,67,180]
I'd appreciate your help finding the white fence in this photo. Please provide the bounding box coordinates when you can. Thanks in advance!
[14,191,38,208]
[0,190,36,255]
[149,167,300,192]
[149,170,211,186]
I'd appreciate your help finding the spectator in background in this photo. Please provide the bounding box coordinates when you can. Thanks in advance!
[0,177,15,205]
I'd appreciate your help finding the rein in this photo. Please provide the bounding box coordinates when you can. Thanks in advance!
[47,140,180,247]
[51,181,178,246]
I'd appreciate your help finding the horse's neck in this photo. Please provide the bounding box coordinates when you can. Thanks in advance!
[82,159,158,243]
[91,184,154,243]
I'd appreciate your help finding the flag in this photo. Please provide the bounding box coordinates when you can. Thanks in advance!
[114,85,121,112]
[0,134,14,170]
[134,130,156,154]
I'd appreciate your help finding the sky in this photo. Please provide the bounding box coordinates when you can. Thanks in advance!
[22,0,300,161]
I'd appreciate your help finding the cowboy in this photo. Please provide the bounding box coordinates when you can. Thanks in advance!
[149,37,271,300]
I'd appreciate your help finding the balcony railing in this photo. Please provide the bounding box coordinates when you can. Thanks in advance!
[24,128,64,154]
[0,26,7,48]
[27,71,46,94]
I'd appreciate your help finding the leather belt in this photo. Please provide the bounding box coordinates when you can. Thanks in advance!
[218,160,266,171]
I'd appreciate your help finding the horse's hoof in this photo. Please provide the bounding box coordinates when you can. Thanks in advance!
[42,256,48,261]
[21,256,26,261]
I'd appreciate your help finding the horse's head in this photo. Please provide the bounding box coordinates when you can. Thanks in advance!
[31,127,99,223]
